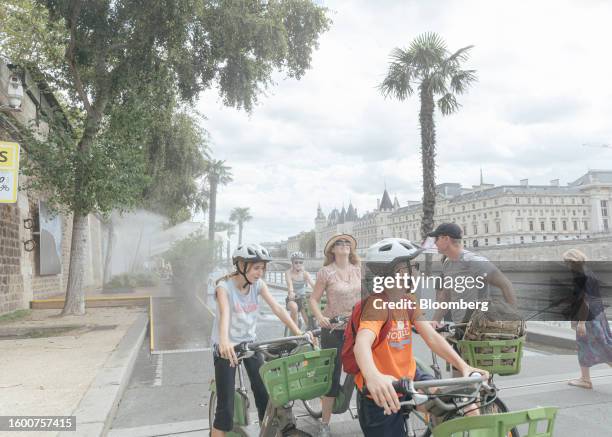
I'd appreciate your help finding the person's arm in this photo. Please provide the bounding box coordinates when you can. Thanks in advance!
[304,271,315,289]
[285,270,295,298]
[260,281,303,335]
[216,287,239,367]
[309,270,331,328]
[354,328,400,414]
[414,319,489,379]
[486,270,517,306]
[432,288,451,325]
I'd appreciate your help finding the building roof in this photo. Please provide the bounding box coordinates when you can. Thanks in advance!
[379,189,394,210]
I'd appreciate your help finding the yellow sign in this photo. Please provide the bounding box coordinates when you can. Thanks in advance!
[0,141,20,203]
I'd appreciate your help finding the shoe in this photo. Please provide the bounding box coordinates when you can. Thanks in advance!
[318,422,331,437]
[568,378,592,389]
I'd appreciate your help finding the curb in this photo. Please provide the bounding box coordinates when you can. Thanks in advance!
[58,312,149,437]
[525,322,576,350]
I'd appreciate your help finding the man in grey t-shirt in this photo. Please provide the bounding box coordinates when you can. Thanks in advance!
[428,223,517,325]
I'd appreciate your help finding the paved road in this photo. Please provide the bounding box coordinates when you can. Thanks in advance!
[109,284,612,436]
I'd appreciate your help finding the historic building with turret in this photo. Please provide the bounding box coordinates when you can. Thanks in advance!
[314,170,612,257]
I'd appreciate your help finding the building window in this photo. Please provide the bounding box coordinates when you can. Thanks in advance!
[495,211,499,218]
[484,223,489,233]
[515,197,520,204]
[517,210,521,216]
[484,238,489,246]
[562,221,567,231]
[551,221,556,231]
[554,235,558,240]
[539,198,543,204]
[462,205,465,211]
[473,224,478,234]
[494,199,498,205]
[543,235,547,241]
[573,221,578,231]
[529,221,534,231]
[540,221,545,231]
[528,198,532,204]
[463,224,468,236]
[484,213,487,219]
[472,203,476,209]
[520,236,524,244]
[496,237,500,244]
[582,198,586,204]
[496,222,501,233]
[583,221,588,231]
[602,219,609,231]
[532,236,536,241]
[601,200,608,217]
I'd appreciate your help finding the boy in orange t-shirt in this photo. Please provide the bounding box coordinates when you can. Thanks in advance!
[354,238,487,436]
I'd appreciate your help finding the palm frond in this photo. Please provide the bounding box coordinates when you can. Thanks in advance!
[447,45,474,64]
[379,59,414,99]
[437,93,460,115]
[450,69,478,94]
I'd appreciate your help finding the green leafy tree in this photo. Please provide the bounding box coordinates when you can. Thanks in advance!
[379,32,476,243]
[299,230,316,258]
[0,0,330,315]
[230,207,253,246]
[205,160,233,241]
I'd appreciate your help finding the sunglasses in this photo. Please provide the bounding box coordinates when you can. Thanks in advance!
[334,239,352,247]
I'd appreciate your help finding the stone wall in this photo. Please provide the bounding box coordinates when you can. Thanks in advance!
[0,204,23,313]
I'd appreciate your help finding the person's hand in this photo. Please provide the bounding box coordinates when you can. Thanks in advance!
[317,315,332,329]
[288,291,295,299]
[577,321,587,337]
[304,330,315,344]
[430,320,444,330]
[364,373,400,415]
[219,340,238,367]
[461,366,490,381]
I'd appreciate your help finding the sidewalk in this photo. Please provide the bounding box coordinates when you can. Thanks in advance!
[0,306,148,437]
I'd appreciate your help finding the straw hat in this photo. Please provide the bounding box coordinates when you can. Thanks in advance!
[562,248,587,263]
[324,234,357,256]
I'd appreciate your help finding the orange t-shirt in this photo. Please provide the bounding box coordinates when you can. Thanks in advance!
[355,317,417,391]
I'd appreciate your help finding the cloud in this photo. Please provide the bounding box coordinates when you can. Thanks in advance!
[195,0,612,244]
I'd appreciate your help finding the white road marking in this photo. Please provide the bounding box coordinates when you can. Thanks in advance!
[153,353,163,386]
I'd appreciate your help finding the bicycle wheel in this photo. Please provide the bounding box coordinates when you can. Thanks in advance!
[208,389,217,437]
[302,396,322,418]
[480,396,519,437]
[407,410,433,436]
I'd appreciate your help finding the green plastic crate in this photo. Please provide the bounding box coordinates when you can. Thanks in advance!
[259,348,336,407]
[457,337,525,376]
[432,406,558,437]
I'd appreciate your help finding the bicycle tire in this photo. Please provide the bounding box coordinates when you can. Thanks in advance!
[208,390,217,437]
[302,396,322,418]
[406,411,433,437]
[480,397,519,437]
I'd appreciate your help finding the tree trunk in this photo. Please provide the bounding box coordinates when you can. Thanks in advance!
[238,222,244,246]
[208,180,217,241]
[62,214,89,315]
[102,218,114,286]
[419,82,436,274]
[226,239,231,266]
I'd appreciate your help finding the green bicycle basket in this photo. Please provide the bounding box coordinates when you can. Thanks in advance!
[259,348,336,407]
[431,406,558,437]
[457,337,525,376]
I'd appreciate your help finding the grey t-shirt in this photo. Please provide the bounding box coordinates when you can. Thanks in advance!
[211,278,262,344]
[442,250,499,323]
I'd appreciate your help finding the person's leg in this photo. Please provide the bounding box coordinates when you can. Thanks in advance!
[243,353,270,422]
[320,329,344,431]
[286,299,299,324]
[357,391,406,437]
[212,353,237,435]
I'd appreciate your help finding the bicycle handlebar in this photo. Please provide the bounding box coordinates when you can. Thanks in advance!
[234,329,321,354]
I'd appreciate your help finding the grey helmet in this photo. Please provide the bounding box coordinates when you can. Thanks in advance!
[290,251,305,261]
[365,238,423,275]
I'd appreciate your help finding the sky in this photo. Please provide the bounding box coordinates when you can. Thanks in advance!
[195,0,612,246]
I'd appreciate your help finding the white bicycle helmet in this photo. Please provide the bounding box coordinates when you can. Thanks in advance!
[365,238,423,275]
[232,243,273,264]
[290,251,304,261]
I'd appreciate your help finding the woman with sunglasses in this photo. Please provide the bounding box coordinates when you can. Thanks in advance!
[309,234,361,437]
[285,251,315,326]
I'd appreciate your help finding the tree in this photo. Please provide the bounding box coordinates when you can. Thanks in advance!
[299,230,316,258]
[215,221,235,263]
[205,160,233,241]
[1,0,330,315]
[379,32,476,265]
[230,207,253,246]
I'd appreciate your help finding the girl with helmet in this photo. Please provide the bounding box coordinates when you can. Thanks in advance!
[354,238,487,437]
[285,251,315,325]
[210,243,310,436]
[308,234,361,437]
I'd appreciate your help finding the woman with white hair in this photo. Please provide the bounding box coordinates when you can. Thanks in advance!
[563,249,612,389]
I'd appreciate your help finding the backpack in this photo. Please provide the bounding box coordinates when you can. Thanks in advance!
[341,294,392,375]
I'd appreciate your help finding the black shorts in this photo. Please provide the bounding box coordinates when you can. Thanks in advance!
[320,328,345,397]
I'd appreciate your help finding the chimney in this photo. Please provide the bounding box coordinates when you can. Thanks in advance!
[520,179,528,186]
[550,179,559,187]
[377,198,380,209]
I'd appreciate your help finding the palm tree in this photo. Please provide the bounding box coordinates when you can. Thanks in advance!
[379,32,476,241]
[229,207,253,246]
[204,159,233,241]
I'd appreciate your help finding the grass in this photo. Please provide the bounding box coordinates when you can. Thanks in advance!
[0,309,31,324]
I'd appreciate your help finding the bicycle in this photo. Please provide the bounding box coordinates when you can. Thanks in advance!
[283,292,326,337]
[409,323,520,436]
[301,315,357,420]
[361,376,557,437]
[208,330,335,436]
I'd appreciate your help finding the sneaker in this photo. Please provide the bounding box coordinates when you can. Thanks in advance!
[318,422,331,437]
